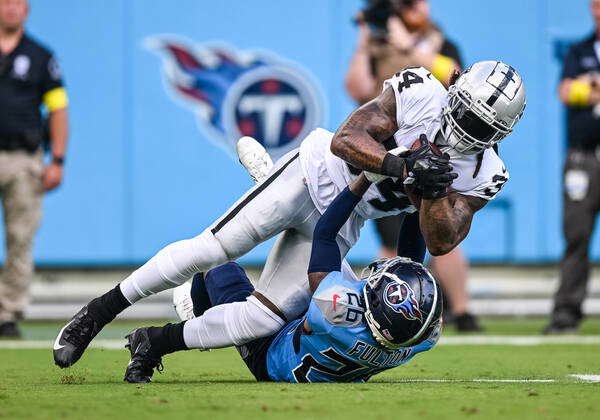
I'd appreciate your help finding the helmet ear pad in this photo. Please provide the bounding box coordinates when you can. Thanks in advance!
[363,259,443,349]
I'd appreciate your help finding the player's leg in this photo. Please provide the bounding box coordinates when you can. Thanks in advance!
[124,262,274,383]
[119,150,304,304]
[54,151,312,367]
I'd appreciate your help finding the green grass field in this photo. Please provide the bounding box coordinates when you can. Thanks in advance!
[2,318,600,420]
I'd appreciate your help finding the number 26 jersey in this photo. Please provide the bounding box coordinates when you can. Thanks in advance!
[265,271,439,383]
[298,67,509,242]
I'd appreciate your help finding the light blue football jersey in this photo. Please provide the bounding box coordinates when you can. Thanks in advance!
[266,271,440,383]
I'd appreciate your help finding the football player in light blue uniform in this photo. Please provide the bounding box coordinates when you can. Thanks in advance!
[265,268,440,383]
[122,173,443,383]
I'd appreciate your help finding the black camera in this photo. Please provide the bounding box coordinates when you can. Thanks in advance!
[361,0,415,39]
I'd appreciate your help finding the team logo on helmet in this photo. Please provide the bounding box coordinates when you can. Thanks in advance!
[146,36,324,159]
[383,280,423,322]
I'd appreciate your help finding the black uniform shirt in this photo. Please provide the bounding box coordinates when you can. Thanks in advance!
[562,33,600,149]
[0,33,65,137]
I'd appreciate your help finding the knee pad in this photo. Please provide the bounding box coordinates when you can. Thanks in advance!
[182,295,285,349]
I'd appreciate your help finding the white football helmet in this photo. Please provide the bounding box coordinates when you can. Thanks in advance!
[441,61,526,154]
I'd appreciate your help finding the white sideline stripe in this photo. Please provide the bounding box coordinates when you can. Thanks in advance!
[0,339,126,350]
[568,374,600,382]
[392,379,557,383]
[439,335,600,345]
[2,335,600,350]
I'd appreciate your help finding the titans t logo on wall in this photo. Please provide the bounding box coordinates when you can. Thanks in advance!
[146,36,325,158]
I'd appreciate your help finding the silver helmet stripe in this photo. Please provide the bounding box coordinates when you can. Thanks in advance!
[486,64,517,107]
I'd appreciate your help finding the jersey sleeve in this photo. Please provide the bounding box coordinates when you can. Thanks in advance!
[40,53,68,111]
[453,148,509,201]
[306,272,365,335]
[382,67,447,134]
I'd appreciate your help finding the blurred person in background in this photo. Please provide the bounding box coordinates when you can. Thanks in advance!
[544,0,600,334]
[0,0,68,337]
[345,0,481,332]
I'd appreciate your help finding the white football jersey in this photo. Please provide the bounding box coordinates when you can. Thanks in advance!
[298,67,508,245]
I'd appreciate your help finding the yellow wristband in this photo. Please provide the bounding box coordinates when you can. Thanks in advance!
[43,87,69,112]
[568,80,591,106]
[431,54,454,84]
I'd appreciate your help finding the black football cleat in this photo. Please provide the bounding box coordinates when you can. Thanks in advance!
[123,328,164,383]
[53,306,103,368]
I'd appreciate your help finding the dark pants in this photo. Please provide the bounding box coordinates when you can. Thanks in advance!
[191,263,275,381]
[552,149,600,321]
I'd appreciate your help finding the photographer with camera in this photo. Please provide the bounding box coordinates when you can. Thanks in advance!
[345,0,481,332]
[346,0,461,102]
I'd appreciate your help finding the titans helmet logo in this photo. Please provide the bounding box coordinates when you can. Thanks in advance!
[146,36,324,159]
[383,280,423,322]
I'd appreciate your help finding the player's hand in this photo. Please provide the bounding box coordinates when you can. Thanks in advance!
[402,134,438,175]
[411,153,458,200]
[43,162,63,192]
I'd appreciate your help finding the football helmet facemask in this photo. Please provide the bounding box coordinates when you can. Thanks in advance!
[362,257,443,349]
[441,60,526,155]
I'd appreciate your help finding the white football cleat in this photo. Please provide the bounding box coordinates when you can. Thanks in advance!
[173,281,195,321]
[236,136,273,183]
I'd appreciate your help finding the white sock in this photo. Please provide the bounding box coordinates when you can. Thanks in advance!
[120,230,228,303]
[182,295,285,349]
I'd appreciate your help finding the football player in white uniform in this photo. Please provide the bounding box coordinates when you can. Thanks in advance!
[54,61,525,368]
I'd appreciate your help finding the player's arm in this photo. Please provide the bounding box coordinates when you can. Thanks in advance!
[330,88,407,177]
[396,211,427,264]
[307,174,371,292]
[419,192,487,256]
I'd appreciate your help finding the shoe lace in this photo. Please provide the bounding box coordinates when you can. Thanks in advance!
[180,298,195,321]
[64,314,96,347]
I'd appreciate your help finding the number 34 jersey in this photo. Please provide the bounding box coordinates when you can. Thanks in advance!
[266,271,439,383]
[298,67,509,245]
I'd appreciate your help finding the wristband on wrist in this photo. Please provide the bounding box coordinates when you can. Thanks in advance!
[381,153,405,177]
[52,156,65,166]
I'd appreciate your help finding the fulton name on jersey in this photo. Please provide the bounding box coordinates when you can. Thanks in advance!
[298,66,509,246]
[265,271,438,383]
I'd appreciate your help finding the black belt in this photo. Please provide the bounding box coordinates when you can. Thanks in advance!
[0,131,43,153]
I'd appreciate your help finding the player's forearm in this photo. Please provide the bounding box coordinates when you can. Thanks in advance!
[307,186,363,285]
[419,197,471,256]
[331,123,389,173]
[397,212,426,263]
[48,108,69,158]
[331,88,399,175]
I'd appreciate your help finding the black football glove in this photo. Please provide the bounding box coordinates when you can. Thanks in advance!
[402,134,439,174]
[410,152,458,200]
[381,134,438,178]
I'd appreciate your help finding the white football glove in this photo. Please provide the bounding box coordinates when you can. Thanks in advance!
[364,145,409,183]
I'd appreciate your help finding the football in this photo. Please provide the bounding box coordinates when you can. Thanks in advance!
[403,137,444,210]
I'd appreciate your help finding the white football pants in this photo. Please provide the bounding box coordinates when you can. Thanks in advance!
[120,150,357,321]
